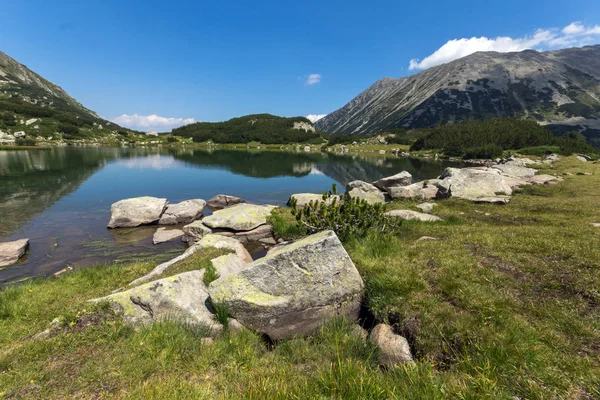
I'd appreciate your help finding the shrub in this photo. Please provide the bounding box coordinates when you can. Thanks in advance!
[15,137,36,146]
[517,146,561,156]
[289,184,401,242]
[462,144,504,159]
[203,262,220,286]
[167,136,178,143]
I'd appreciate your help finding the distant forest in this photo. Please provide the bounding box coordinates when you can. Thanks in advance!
[172,114,324,144]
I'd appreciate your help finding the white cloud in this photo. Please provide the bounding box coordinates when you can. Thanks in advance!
[112,113,197,132]
[409,22,600,71]
[306,114,327,123]
[305,74,321,85]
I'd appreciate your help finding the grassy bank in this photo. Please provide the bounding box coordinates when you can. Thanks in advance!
[0,157,599,398]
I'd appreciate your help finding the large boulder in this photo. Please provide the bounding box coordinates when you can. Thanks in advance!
[492,164,536,178]
[107,197,168,228]
[288,193,341,210]
[369,324,413,366]
[388,181,438,200]
[202,203,275,231]
[158,199,206,225]
[92,271,222,336]
[0,238,30,268]
[206,194,246,210]
[385,210,442,222]
[346,181,385,204]
[373,171,412,191]
[208,230,364,340]
[435,168,512,203]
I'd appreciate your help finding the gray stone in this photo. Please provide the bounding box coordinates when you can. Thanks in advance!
[492,164,536,178]
[373,171,412,191]
[346,180,385,204]
[288,193,342,210]
[527,174,561,185]
[206,194,246,210]
[153,228,184,244]
[415,236,438,243]
[203,203,276,231]
[543,154,560,164]
[0,238,30,268]
[158,199,206,225]
[385,210,442,222]
[213,224,275,244]
[210,253,249,277]
[351,325,368,342]
[182,220,212,243]
[435,167,512,202]
[369,324,413,366]
[591,223,600,228]
[415,202,437,213]
[208,230,364,340]
[388,181,438,200]
[107,197,168,228]
[92,271,223,336]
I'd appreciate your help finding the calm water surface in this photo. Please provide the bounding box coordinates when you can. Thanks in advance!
[0,147,461,284]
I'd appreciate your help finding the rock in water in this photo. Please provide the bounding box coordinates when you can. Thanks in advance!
[152,228,184,244]
[182,220,213,243]
[373,171,412,191]
[107,197,168,228]
[202,203,276,231]
[206,194,246,210]
[0,238,30,268]
[369,324,413,366]
[435,167,512,203]
[346,181,386,204]
[92,271,222,336]
[385,210,442,222]
[208,230,364,340]
[158,199,206,225]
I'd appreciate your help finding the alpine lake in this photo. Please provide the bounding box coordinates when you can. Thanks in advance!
[0,146,462,284]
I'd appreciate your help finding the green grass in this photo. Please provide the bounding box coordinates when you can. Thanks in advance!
[202,262,220,286]
[268,207,307,240]
[0,156,599,398]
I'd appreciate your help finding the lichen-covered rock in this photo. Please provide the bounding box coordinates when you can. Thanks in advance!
[208,230,364,340]
[369,324,413,366]
[182,220,213,243]
[288,193,342,210]
[92,271,222,336]
[388,181,437,200]
[385,210,442,222]
[416,202,437,213]
[527,174,562,185]
[153,228,184,244]
[435,167,512,203]
[492,164,536,178]
[107,197,168,228]
[346,180,385,204]
[213,224,274,244]
[206,194,246,210]
[202,204,276,231]
[158,199,206,225]
[373,171,412,191]
[0,238,29,268]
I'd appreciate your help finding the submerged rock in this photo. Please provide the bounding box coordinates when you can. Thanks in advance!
[107,197,168,228]
[373,171,412,191]
[346,180,385,204]
[206,194,246,210]
[385,210,442,222]
[0,238,30,268]
[202,203,276,231]
[158,199,206,225]
[369,324,413,366]
[92,271,223,336]
[208,230,364,340]
[152,228,184,244]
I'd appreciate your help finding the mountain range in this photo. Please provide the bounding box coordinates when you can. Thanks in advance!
[316,45,600,146]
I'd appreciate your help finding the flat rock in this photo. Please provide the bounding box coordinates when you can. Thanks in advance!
[373,171,412,191]
[527,175,561,185]
[92,271,222,336]
[369,324,413,366]
[158,199,206,224]
[416,202,437,213]
[385,210,442,222]
[492,164,536,178]
[288,193,342,209]
[435,167,512,202]
[0,238,30,268]
[182,220,213,243]
[213,224,274,244]
[153,228,184,244]
[107,197,168,228]
[210,253,249,277]
[206,194,246,210]
[208,230,364,340]
[346,180,385,204]
[203,203,276,231]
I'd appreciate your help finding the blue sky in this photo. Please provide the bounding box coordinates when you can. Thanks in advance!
[1,0,599,131]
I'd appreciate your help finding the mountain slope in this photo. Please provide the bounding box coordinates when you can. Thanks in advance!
[316,45,600,146]
[0,51,122,140]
